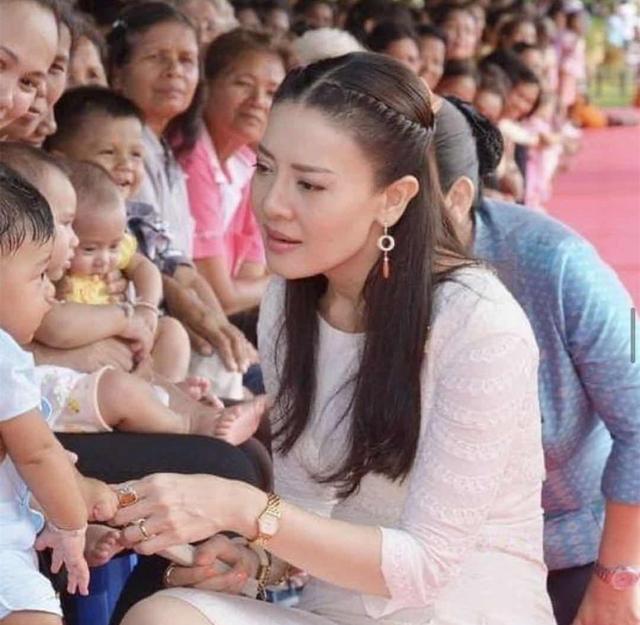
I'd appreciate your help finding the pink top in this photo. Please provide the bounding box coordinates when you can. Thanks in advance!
[180,132,265,276]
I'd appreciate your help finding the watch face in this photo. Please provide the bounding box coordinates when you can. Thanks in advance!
[259,514,279,536]
[612,570,640,590]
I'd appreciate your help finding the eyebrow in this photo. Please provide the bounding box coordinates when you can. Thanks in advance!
[1,46,47,80]
[257,144,336,175]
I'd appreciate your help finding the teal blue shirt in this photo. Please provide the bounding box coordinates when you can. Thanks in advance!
[474,198,640,570]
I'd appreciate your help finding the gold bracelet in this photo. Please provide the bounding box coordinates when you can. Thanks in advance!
[247,542,271,600]
[272,563,293,587]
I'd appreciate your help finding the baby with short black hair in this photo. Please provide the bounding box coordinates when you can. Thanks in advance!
[0,162,91,622]
[59,161,192,382]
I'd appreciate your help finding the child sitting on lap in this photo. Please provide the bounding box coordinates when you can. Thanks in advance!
[0,144,265,446]
[59,161,191,383]
[46,85,254,399]
[0,164,92,623]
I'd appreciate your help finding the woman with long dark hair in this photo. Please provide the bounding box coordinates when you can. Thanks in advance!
[113,53,554,625]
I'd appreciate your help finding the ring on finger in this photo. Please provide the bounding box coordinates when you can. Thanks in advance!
[116,483,139,508]
[135,518,151,541]
[163,562,177,588]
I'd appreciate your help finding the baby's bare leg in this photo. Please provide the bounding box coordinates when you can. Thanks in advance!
[98,370,268,443]
[151,317,190,382]
[97,369,193,434]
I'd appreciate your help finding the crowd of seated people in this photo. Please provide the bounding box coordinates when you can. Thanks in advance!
[1,1,638,625]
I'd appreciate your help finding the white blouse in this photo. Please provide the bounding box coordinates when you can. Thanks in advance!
[160,267,555,625]
[259,268,555,624]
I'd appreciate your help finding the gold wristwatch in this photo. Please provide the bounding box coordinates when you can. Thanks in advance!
[249,493,282,548]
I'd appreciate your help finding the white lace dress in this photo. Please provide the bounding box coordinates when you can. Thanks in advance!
[161,268,555,625]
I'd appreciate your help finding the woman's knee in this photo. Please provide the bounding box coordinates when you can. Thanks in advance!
[1,611,62,625]
[121,595,212,625]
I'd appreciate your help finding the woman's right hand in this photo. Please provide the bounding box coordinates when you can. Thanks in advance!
[164,535,259,594]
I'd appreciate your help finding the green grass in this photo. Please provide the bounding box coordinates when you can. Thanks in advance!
[589,69,635,107]
[587,16,636,108]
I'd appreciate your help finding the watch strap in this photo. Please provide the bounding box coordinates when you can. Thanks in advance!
[250,493,282,548]
[594,562,640,590]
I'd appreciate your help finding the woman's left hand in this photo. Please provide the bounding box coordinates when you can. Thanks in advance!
[163,535,260,594]
[111,473,261,555]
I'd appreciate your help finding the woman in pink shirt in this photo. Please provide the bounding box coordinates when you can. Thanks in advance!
[180,29,287,315]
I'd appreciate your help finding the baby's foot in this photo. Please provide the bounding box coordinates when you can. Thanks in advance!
[177,376,222,407]
[192,395,269,444]
[213,395,269,446]
[85,525,124,568]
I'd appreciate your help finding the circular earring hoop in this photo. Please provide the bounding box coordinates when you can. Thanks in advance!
[377,224,395,279]
[377,234,396,252]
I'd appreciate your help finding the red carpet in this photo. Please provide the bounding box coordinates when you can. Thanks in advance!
[547,123,640,306]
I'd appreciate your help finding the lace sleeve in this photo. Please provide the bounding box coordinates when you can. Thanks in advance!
[363,279,541,617]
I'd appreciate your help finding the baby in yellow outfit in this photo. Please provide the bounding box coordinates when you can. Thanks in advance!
[65,233,138,305]
[59,162,191,382]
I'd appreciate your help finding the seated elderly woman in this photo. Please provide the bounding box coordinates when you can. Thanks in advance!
[179,29,287,317]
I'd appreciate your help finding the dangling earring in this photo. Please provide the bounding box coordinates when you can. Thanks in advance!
[377,222,395,279]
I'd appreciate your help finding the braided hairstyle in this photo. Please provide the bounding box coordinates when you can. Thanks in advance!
[271,52,471,497]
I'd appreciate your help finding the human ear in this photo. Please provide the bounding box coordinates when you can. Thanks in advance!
[376,175,420,227]
[444,176,475,227]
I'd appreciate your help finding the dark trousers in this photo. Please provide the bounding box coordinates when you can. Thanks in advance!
[55,432,262,625]
[547,562,594,625]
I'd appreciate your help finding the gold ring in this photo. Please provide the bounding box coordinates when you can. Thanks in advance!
[135,518,150,541]
[116,484,139,508]
[163,562,177,588]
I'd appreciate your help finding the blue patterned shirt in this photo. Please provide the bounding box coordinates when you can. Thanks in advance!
[474,198,640,570]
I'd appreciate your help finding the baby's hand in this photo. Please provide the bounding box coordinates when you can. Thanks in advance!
[120,314,154,359]
[80,477,120,523]
[35,523,90,595]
